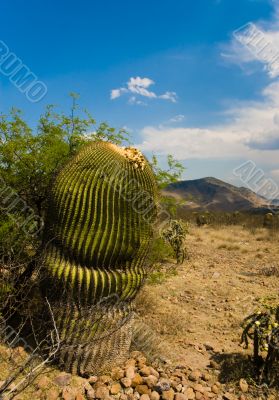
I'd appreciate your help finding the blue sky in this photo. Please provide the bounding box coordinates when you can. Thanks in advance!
[1,0,279,197]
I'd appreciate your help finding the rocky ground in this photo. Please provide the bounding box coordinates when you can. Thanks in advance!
[0,225,278,400]
[0,349,254,400]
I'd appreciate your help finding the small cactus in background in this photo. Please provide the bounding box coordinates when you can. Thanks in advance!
[196,214,207,227]
[241,297,279,385]
[40,141,158,375]
[162,219,188,264]
[263,212,274,228]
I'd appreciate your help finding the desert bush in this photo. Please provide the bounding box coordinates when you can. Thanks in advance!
[147,236,174,264]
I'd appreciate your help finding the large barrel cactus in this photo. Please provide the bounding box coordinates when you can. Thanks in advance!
[40,141,157,375]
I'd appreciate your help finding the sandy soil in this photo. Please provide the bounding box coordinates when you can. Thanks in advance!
[136,225,279,384]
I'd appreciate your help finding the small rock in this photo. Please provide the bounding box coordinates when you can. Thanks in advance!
[33,390,43,399]
[162,389,175,400]
[45,388,61,400]
[212,385,219,394]
[140,367,151,377]
[54,373,72,387]
[149,368,160,379]
[62,387,76,400]
[195,392,203,400]
[137,356,147,365]
[98,375,112,385]
[194,384,204,394]
[239,379,248,393]
[88,376,98,385]
[170,378,181,388]
[186,387,195,400]
[126,359,137,368]
[204,343,214,351]
[140,395,150,400]
[176,384,183,392]
[136,385,151,395]
[132,374,144,387]
[72,376,87,392]
[112,368,125,381]
[189,370,201,382]
[144,375,158,388]
[209,361,219,370]
[37,376,51,389]
[111,383,122,395]
[120,394,128,400]
[124,388,134,395]
[155,379,171,393]
[75,393,85,400]
[150,391,160,400]
[126,366,136,380]
[181,380,188,388]
[121,378,132,388]
[86,387,95,400]
[131,351,142,358]
[223,392,237,400]
[202,372,211,382]
[95,386,110,399]
[175,394,188,400]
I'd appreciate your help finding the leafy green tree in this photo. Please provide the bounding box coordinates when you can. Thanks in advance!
[0,95,130,222]
[151,154,186,218]
[151,154,185,190]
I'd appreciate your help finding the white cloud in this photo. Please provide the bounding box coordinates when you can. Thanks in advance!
[158,91,177,103]
[222,2,279,78]
[169,114,185,122]
[128,96,147,106]
[110,88,128,99]
[138,80,279,167]
[127,77,156,98]
[110,76,177,104]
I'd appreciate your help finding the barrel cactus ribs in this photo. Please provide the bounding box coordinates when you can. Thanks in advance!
[40,141,158,375]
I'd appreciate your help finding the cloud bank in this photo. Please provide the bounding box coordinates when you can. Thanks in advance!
[139,81,279,167]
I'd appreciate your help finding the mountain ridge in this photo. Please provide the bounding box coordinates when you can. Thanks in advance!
[164,177,278,212]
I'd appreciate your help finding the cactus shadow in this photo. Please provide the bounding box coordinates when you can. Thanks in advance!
[210,351,257,384]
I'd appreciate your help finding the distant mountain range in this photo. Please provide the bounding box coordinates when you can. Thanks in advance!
[164,177,279,213]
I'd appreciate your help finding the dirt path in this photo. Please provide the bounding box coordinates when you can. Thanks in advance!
[136,225,279,377]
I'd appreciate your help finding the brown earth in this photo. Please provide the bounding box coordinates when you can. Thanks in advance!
[136,225,279,393]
